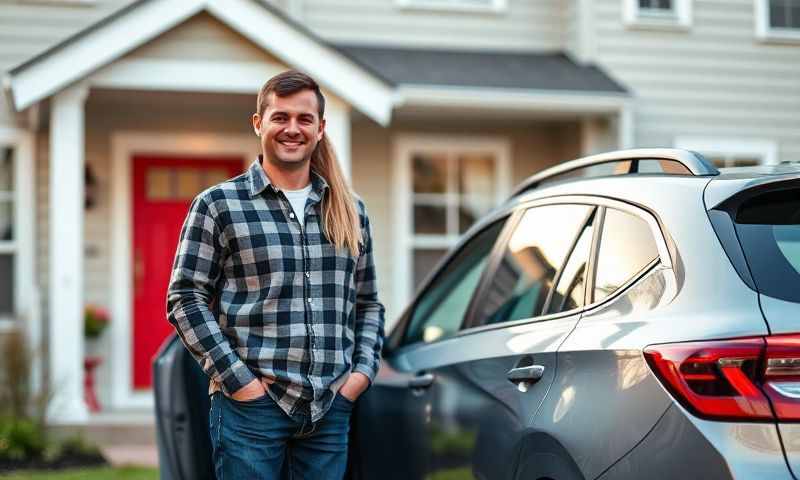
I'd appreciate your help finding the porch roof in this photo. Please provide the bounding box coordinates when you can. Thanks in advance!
[335,45,629,94]
[2,0,395,125]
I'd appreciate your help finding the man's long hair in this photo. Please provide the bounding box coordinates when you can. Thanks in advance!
[257,70,362,255]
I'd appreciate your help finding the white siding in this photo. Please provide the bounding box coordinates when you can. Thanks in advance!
[297,0,565,51]
[590,0,800,161]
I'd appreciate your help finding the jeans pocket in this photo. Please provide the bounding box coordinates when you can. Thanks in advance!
[334,392,356,410]
[226,391,269,406]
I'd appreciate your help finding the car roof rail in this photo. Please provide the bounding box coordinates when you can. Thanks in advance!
[510,148,719,198]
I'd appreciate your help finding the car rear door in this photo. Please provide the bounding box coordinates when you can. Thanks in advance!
[416,202,597,480]
[153,333,215,480]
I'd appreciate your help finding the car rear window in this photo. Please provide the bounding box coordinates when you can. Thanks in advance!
[734,188,800,303]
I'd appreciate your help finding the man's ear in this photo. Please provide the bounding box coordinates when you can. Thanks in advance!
[252,113,261,136]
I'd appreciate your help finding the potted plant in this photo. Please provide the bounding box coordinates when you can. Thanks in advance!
[83,305,110,412]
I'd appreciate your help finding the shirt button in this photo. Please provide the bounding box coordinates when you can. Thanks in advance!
[305,272,310,278]
[307,298,312,304]
[289,212,295,219]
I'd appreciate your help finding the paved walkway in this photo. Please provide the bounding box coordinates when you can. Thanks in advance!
[100,444,159,468]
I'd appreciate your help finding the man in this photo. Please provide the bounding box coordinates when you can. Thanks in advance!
[166,70,385,479]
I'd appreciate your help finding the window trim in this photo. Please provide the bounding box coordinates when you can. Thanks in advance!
[395,0,507,14]
[392,134,512,318]
[0,128,36,331]
[622,0,693,31]
[674,136,779,166]
[755,0,800,44]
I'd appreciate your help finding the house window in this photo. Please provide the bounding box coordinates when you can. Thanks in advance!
[756,0,800,42]
[394,136,510,308]
[623,0,692,29]
[396,0,506,13]
[674,137,779,168]
[0,147,16,317]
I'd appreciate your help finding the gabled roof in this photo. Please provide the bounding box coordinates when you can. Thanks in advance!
[3,0,394,125]
[336,45,628,94]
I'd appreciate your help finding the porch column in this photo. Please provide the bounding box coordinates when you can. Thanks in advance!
[48,83,89,424]
[324,97,352,181]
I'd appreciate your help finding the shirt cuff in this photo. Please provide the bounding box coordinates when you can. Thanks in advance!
[352,362,378,385]
[219,358,258,395]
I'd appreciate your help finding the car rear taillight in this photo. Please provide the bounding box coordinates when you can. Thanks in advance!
[644,334,800,421]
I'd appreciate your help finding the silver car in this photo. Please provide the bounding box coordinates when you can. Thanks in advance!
[155,148,800,479]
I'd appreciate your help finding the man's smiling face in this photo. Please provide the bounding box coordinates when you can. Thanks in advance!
[254,89,325,168]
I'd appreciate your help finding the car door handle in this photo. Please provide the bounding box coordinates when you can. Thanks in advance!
[408,373,435,389]
[507,365,545,384]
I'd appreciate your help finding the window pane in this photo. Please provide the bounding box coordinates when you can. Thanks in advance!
[0,147,13,192]
[640,0,672,9]
[146,168,172,200]
[459,200,492,234]
[176,168,203,199]
[405,220,505,345]
[413,153,448,194]
[414,204,447,234]
[476,205,592,326]
[0,254,12,315]
[731,158,760,167]
[546,218,594,314]
[203,168,229,189]
[770,0,789,28]
[413,248,449,288]
[594,209,659,302]
[0,201,12,241]
[458,154,495,198]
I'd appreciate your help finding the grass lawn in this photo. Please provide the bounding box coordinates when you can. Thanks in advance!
[0,466,158,479]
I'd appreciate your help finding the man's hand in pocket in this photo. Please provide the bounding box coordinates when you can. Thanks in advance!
[230,378,267,402]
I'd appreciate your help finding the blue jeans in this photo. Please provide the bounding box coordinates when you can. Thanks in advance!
[209,390,353,480]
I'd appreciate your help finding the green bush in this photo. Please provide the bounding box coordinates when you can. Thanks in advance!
[0,417,46,461]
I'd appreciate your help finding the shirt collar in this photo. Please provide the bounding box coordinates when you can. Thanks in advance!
[248,155,329,200]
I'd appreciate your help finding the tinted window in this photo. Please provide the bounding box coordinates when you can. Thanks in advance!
[734,188,800,303]
[476,205,593,326]
[404,220,505,345]
[594,208,659,302]
[546,217,594,314]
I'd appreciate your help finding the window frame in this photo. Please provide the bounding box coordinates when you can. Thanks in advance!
[0,128,35,330]
[392,134,512,318]
[755,0,800,44]
[674,136,779,167]
[622,0,692,30]
[388,194,673,353]
[395,0,507,14]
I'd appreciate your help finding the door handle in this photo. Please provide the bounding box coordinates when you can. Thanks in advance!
[507,365,545,391]
[408,373,435,389]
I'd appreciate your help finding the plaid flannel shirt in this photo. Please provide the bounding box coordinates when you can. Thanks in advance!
[166,157,385,422]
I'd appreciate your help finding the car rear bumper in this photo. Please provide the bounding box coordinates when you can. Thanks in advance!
[599,404,794,480]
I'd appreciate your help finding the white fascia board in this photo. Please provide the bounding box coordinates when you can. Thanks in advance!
[90,58,287,94]
[205,0,394,126]
[396,85,629,114]
[8,0,206,111]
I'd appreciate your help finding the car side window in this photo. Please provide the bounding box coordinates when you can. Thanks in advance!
[403,220,506,345]
[475,204,593,326]
[593,208,660,302]
[545,214,594,314]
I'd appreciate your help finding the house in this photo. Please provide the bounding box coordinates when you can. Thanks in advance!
[0,0,797,425]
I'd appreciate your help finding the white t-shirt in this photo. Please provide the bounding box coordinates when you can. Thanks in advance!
[284,183,312,228]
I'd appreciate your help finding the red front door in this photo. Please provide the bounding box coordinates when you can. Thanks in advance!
[132,155,243,390]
